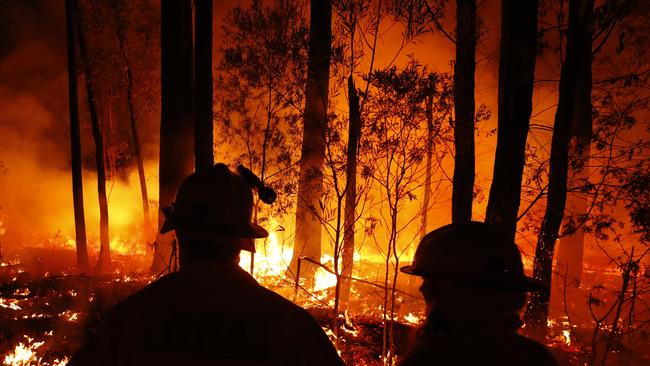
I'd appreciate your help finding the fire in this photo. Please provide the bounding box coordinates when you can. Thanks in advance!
[59,310,80,322]
[313,254,338,293]
[2,335,68,366]
[13,288,30,296]
[562,329,571,346]
[3,337,43,365]
[402,312,423,325]
[0,335,69,366]
[239,222,293,278]
[0,298,21,310]
[110,236,147,256]
[560,319,573,347]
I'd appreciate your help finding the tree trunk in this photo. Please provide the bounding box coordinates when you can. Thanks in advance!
[76,1,110,274]
[153,0,194,273]
[524,0,594,337]
[421,94,434,237]
[341,75,361,310]
[451,0,476,224]
[556,28,593,287]
[556,140,590,286]
[290,0,332,284]
[485,0,538,241]
[66,0,90,274]
[194,0,214,172]
[114,6,153,242]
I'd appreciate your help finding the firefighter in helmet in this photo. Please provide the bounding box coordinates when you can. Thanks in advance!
[397,221,559,366]
[68,163,345,366]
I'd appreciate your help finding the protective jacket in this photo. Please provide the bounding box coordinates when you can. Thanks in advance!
[397,315,558,366]
[67,262,345,366]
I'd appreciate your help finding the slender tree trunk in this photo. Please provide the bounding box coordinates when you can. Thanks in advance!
[485,0,538,241]
[341,75,361,310]
[195,0,214,172]
[66,0,89,274]
[556,29,593,287]
[153,0,194,273]
[114,9,153,241]
[290,0,332,283]
[421,94,434,238]
[556,140,590,285]
[452,0,476,223]
[524,0,594,337]
[76,1,110,274]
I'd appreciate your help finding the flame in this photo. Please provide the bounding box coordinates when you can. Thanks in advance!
[0,298,21,311]
[560,319,573,347]
[311,254,338,295]
[402,312,423,325]
[239,222,293,278]
[110,236,147,256]
[562,329,571,346]
[13,288,30,296]
[3,336,44,365]
[58,310,79,322]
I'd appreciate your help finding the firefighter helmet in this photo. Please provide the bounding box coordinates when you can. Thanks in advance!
[400,221,547,292]
[160,163,269,252]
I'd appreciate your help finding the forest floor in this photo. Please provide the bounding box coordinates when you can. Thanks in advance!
[0,254,648,365]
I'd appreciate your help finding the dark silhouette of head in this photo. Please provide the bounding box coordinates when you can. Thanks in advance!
[160,163,273,266]
[401,222,546,334]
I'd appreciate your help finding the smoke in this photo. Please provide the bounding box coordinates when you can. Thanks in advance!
[0,1,158,260]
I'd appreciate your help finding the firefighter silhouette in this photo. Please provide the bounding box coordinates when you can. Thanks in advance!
[397,222,559,366]
[68,163,344,366]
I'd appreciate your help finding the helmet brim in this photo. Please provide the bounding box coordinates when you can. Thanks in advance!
[159,206,269,252]
[399,264,549,293]
[400,265,418,275]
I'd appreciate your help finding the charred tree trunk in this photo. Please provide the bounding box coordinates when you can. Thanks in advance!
[556,28,593,287]
[194,0,214,172]
[451,0,476,224]
[76,2,110,274]
[153,0,194,273]
[556,143,590,286]
[341,75,361,310]
[66,0,89,274]
[525,0,594,336]
[114,7,153,241]
[421,94,434,237]
[290,0,332,283]
[485,0,538,241]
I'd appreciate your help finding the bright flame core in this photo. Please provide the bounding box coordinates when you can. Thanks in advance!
[239,224,293,278]
[313,254,338,292]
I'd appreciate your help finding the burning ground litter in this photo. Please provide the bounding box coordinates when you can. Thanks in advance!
[2,246,646,366]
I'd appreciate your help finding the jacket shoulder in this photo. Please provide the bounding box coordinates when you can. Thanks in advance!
[506,334,559,366]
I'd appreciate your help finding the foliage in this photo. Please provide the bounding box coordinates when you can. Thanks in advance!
[76,0,160,179]
[216,0,309,219]
[360,58,452,363]
[361,59,449,211]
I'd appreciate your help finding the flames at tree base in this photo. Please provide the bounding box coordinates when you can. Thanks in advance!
[1,252,648,366]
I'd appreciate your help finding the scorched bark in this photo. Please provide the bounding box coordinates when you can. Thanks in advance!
[65,0,90,274]
[153,0,194,273]
[485,0,538,241]
[76,0,110,273]
[525,0,595,336]
[291,0,333,282]
[452,0,477,224]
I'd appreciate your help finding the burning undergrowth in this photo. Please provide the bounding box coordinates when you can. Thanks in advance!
[0,248,647,366]
[0,248,424,365]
